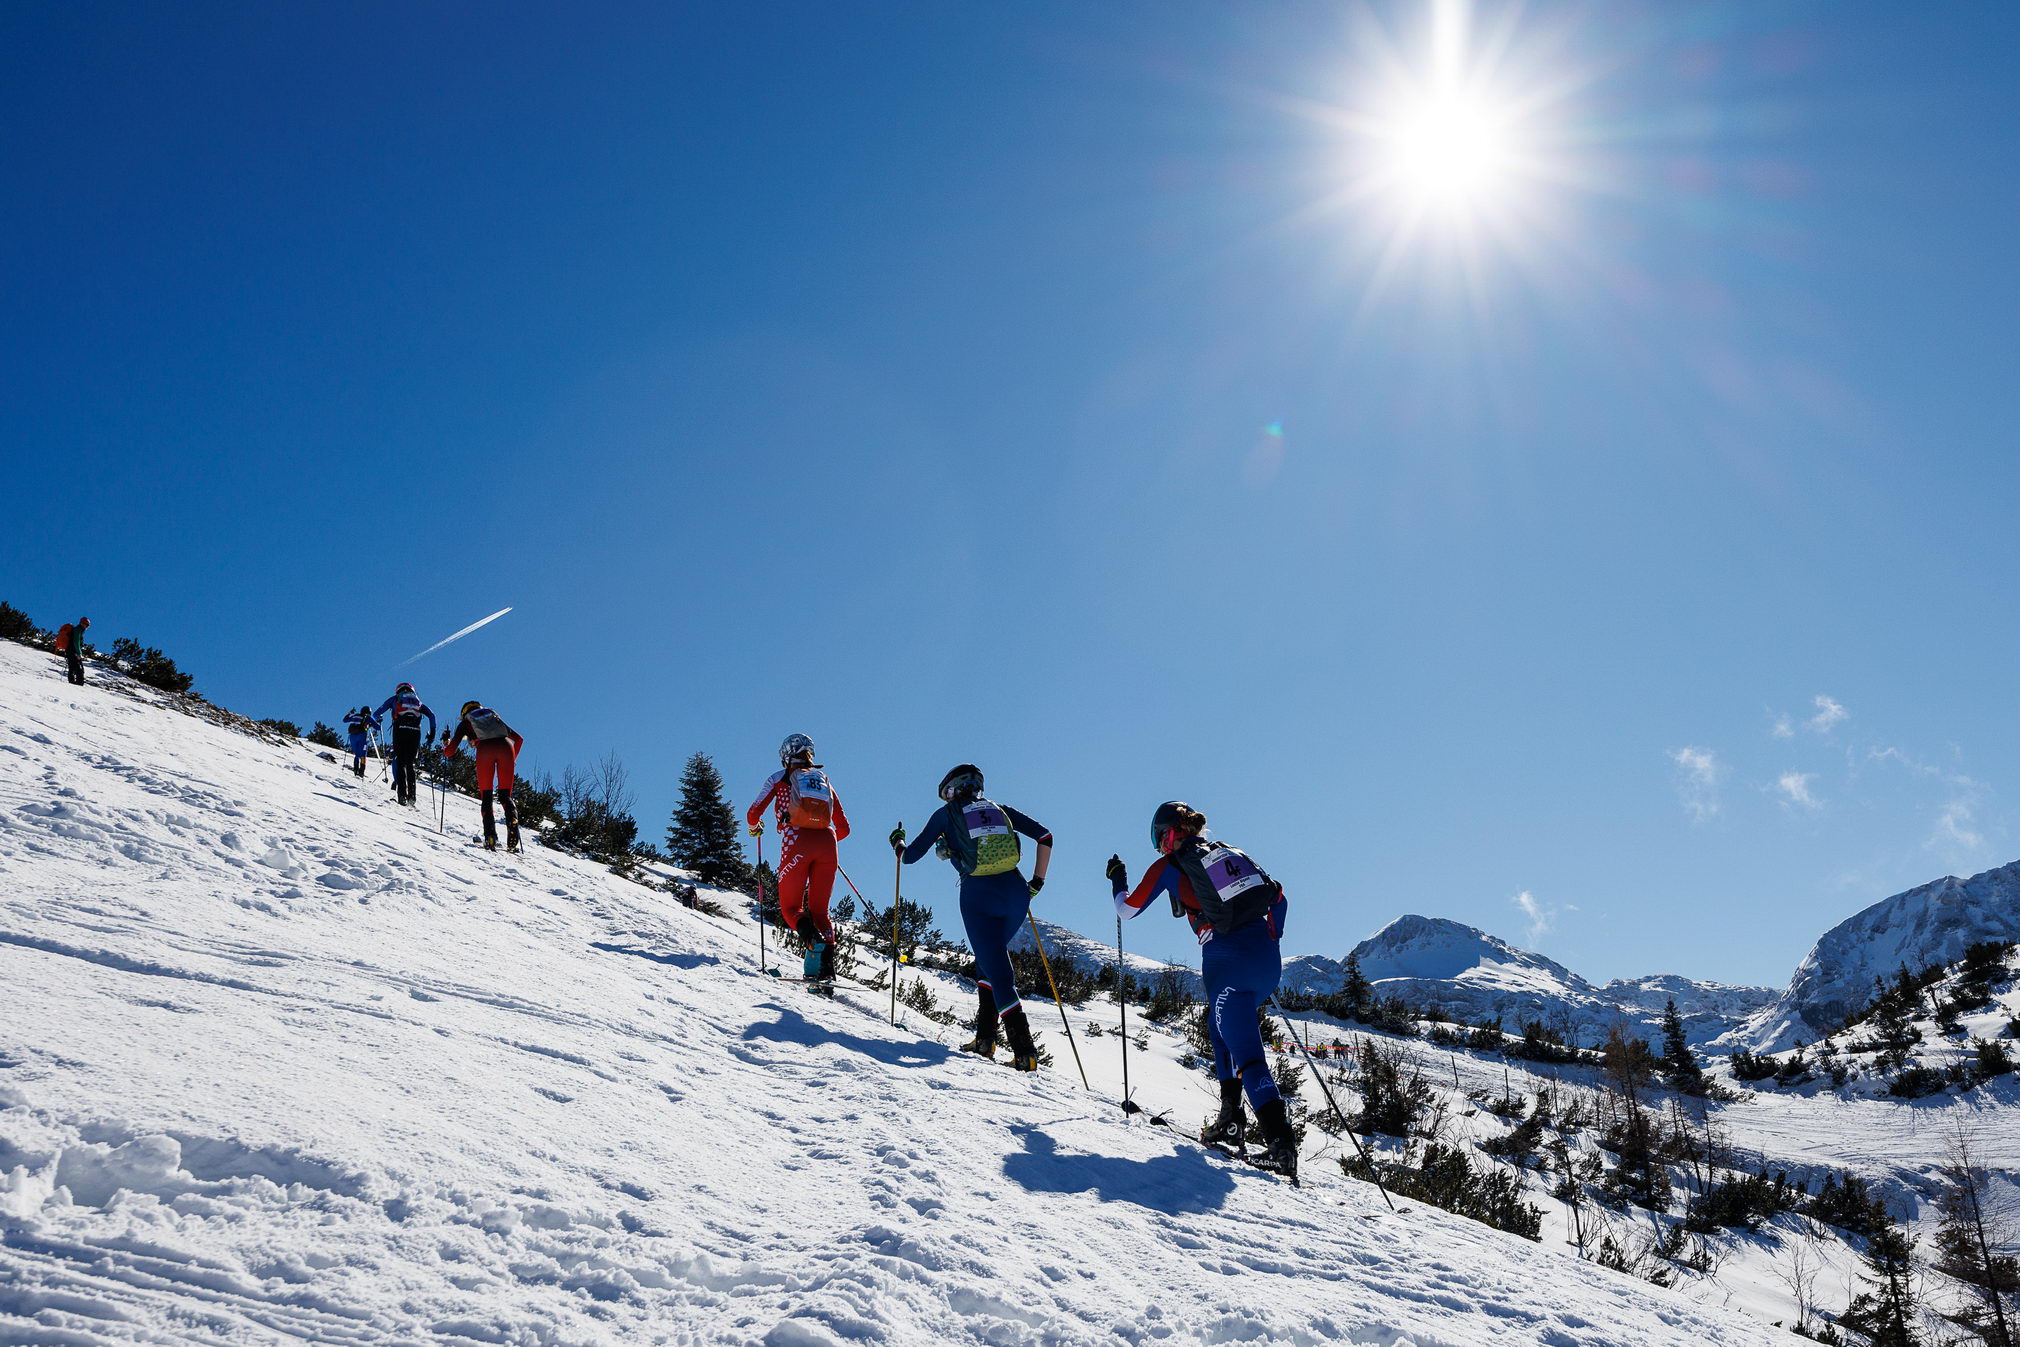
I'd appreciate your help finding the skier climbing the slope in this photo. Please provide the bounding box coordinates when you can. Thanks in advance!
[53,616,89,686]
[372,682,436,807]
[891,765,1051,1071]
[747,734,850,984]
[1107,801,1298,1178]
[441,701,525,852]
[342,706,374,777]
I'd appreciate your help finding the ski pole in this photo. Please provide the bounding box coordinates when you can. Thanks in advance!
[755,831,766,972]
[1270,1003,1396,1211]
[891,842,902,1026]
[1024,914,1090,1091]
[1117,913,1136,1114]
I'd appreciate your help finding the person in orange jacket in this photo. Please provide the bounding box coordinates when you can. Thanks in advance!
[747,733,851,983]
[53,616,90,685]
[442,700,525,852]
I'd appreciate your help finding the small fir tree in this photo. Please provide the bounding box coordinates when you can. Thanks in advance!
[1340,950,1374,1021]
[1660,999,1708,1095]
[664,752,755,893]
[1839,1227,1922,1347]
[0,601,37,643]
[307,721,344,749]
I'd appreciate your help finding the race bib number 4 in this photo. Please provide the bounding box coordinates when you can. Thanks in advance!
[1199,846,1267,901]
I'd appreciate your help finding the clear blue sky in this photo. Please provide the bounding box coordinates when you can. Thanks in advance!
[5,2,2016,989]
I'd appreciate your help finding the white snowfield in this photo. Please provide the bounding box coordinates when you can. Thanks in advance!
[0,641,1801,1346]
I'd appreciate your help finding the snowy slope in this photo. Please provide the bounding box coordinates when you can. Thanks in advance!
[1728,861,2020,1051]
[1285,917,1772,1048]
[0,640,1799,1346]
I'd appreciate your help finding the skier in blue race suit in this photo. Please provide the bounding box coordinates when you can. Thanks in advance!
[1108,800,1298,1178]
[342,707,373,778]
[372,683,436,807]
[891,764,1052,1071]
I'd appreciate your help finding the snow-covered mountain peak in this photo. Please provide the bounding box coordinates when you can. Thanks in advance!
[1727,859,2020,1051]
[1354,914,1578,987]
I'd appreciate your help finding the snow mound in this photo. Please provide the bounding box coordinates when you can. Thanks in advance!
[0,641,1794,1345]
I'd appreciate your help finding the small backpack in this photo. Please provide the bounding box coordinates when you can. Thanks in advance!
[953,798,1021,877]
[785,767,834,829]
[466,707,514,741]
[54,625,72,654]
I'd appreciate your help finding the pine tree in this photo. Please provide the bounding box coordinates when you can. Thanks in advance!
[1341,950,1373,1021]
[664,752,754,893]
[1933,1134,2018,1347]
[1659,999,1709,1095]
[1839,1227,1921,1347]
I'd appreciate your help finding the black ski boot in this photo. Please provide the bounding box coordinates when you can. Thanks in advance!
[480,791,499,850]
[502,790,520,852]
[1002,1007,1040,1072]
[1253,1098,1299,1180]
[960,986,999,1058]
[1201,1077,1248,1148]
[816,940,836,983]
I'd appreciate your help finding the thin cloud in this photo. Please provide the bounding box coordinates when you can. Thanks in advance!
[1807,695,1848,735]
[1776,771,1820,809]
[1669,746,1724,821]
[1770,713,1794,740]
[1929,775,1989,867]
[1510,890,1570,947]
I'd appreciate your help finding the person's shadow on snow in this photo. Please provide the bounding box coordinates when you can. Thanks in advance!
[591,941,719,971]
[740,1004,952,1069]
[1001,1123,1235,1215]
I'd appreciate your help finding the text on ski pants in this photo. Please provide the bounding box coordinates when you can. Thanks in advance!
[959,871,1031,1016]
[777,830,838,944]
[1203,917,1285,1111]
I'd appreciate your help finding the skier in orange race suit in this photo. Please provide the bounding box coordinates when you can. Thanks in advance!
[747,733,851,983]
[441,701,525,852]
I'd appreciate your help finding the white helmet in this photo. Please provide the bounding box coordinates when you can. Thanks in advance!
[779,733,815,766]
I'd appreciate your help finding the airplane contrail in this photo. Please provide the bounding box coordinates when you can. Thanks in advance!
[397,607,513,667]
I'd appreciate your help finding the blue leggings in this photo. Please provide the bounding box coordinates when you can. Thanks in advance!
[960,871,1031,1016]
[348,735,369,766]
[1203,915,1285,1111]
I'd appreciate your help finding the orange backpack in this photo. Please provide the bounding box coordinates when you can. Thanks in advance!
[54,624,72,654]
[785,767,834,829]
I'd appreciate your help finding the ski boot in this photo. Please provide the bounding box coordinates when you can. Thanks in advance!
[482,829,498,851]
[1002,1007,1040,1072]
[505,822,521,853]
[1200,1077,1248,1148]
[960,987,999,1058]
[802,942,835,995]
[1253,1098,1299,1181]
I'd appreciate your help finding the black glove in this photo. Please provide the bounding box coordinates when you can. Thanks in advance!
[1027,876,1045,897]
[1105,853,1127,887]
[888,825,907,855]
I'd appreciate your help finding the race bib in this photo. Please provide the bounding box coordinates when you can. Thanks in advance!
[1198,845,1267,902]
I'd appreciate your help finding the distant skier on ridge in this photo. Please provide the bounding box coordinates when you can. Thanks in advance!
[441,700,525,852]
[53,616,89,686]
[342,706,374,777]
[891,764,1052,1071]
[746,734,850,985]
[372,682,435,807]
[1107,801,1297,1178]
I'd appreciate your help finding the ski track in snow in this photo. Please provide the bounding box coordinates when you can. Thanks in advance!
[0,643,1808,1344]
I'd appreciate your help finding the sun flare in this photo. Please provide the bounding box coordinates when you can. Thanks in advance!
[1380,92,1517,207]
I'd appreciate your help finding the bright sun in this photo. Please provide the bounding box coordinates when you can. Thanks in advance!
[1381,93,1516,206]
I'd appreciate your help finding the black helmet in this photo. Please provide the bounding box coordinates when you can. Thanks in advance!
[938,764,984,802]
[1151,800,1195,855]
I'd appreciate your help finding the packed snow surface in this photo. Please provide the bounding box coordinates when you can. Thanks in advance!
[0,640,1799,1345]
